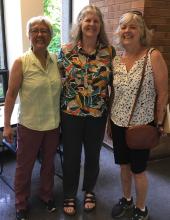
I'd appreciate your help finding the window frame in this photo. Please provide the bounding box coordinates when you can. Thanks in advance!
[0,0,8,103]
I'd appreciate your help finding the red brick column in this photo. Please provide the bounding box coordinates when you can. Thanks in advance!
[144,0,170,99]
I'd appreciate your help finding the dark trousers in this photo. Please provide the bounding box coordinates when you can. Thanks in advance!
[61,112,107,199]
[15,124,59,210]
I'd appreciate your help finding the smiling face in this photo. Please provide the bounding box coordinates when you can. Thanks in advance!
[29,21,51,52]
[81,12,101,41]
[120,21,141,47]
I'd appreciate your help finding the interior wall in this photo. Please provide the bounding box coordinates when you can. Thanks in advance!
[90,0,144,44]
[20,0,44,52]
[144,0,170,100]
[4,0,43,70]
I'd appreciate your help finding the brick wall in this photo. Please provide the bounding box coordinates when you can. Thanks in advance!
[90,0,144,43]
[90,0,170,99]
[144,0,170,100]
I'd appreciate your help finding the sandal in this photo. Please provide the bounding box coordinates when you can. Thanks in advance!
[84,192,96,212]
[63,198,76,216]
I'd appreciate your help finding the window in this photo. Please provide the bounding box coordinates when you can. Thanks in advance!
[0,0,8,103]
[43,0,61,53]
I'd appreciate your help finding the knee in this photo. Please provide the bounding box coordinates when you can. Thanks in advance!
[120,164,131,172]
[131,163,147,174]
[132,171,147,180]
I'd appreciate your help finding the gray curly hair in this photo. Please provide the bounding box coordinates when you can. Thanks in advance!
[26,15,53,37]
[114,11,153,47]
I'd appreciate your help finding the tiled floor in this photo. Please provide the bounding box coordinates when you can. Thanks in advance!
[0,147,170,220]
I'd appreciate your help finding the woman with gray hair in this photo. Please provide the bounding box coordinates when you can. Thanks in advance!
[58,4,115,216]
[3,16,61,220]
[109,11,168,220]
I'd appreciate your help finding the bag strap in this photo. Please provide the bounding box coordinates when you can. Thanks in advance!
[128,49,149,125]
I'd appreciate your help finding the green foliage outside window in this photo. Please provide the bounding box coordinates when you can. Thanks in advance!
[43,0,61,53]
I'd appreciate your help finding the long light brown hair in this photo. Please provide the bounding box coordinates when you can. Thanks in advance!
[70,5,109,46]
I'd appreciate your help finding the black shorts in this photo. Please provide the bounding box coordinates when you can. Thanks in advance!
[110,121,150,174]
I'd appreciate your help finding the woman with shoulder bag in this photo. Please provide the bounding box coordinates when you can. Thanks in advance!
[109,11,168,220]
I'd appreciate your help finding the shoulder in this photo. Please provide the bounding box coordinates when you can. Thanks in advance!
[149,48,167,71]
[12,58,22,71]
[48,52,58,62]
[113,54,121,62]
[10,57,23,79]
[22,49,33,58]
[149,48,163,61]
[98,44,116,59]
[61,42,75,53]
[19,50,34,63]
[149,48,168,77]
[18,50,36,73]
[58,42,76,61]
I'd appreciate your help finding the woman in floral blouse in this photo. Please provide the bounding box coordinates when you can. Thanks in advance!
[58,4,115,216]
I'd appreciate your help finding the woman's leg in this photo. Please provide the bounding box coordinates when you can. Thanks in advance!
[82,115,107,192]
[130,147,150,219]
[120,164,132,199]
[15,125,43,211]
[39,128,59,203]
[111,121,132,199]
[83,114,107,209]
[61,112,84,215]
[130,148,150,209]
[110,122,133,218]
[133,171,148,209]
[62,112,84,198]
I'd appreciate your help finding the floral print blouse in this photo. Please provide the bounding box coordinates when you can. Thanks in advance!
[111,48,156,127]
[58,41,115,117]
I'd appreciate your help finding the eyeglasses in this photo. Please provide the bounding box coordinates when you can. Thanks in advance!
[128,10,143,17]
[29,29,50,35]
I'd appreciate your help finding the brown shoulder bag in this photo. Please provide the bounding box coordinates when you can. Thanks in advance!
[125,50,160,149]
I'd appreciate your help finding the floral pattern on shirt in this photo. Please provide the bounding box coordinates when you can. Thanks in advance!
[111,48,156,127]
[58,41,115,117]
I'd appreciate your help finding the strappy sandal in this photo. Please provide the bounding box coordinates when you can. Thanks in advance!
[63,198,76,216]
[84,192,96,212]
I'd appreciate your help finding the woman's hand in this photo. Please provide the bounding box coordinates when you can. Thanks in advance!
[3,126,14,144]
[157,124,166,137]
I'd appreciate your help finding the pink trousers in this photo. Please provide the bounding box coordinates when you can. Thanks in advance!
[15,124,59,210]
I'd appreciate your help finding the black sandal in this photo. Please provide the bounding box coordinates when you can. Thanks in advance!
[84,192,96,212]
[63,198,76,216]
